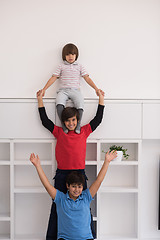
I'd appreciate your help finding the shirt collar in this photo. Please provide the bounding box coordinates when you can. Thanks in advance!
[63,60,78,65]
[66,191,83,201]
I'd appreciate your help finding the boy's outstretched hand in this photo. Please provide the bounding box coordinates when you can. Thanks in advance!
[105,150,117,163]
[30,153,40,168]
[96,89,105,96]
[36,90,44,107]
[96,89,105,97]
[96,89,104,105]
[36,89,43,99]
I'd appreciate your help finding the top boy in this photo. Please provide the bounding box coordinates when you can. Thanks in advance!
[41,43,104,133]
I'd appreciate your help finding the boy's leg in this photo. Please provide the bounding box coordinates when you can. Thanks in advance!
[56,104,68,133]
[90,211,96,239]
[69,89,84,134]
[56,89,69,133]
[75,108,83,134]
[46,202,57,240]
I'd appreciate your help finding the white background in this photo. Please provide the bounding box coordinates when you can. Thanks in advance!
[0,0,160,99]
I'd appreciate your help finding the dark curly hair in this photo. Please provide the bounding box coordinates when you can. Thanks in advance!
[66,171,85,186]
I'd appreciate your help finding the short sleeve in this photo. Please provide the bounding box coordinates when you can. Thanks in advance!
[84,189,93,203]
[54,190,64,203]
[52,125,61,138]
[52,65,62,77]
[82,123,92,138]
[80,64,88,77]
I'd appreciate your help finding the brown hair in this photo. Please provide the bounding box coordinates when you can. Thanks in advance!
[61,107,80,123]
[62,43,79,61]
[66,171,85,186]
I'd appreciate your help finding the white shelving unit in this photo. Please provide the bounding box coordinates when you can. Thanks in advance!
[0,139,57,240]
[0,115,141,240]
[1,99,160,240]
[97,140,141,240]
[0,139,100,239]
[65,139,141,240]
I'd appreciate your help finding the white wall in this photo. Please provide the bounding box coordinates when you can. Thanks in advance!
[0,0,160,99]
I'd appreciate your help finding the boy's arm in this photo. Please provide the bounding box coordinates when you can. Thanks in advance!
[37,90,54,133]
[30,153,57,199]
[89,89,105,132]
[89,151,117,198]
[42,76,57,96]
[83,75,105,96]
[83,75,98,92]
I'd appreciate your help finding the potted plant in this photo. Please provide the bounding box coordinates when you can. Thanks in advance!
[103,145,129,162]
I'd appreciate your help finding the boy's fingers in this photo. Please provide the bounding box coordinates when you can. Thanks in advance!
[30,153,35,158]
[105,151,109,156]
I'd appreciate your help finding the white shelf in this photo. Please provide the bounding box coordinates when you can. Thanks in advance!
[99,236,138,240]
[100,139,141,143]
[14,187,47,193]
[86,160,97,165]
[93,216,97,221]
[100,187,138,193]
[13,139,54,143]
[101,160,138,165]
[0,161,10,165]
[14,160,52,165]
[0,214,10,221]
[14,234,45,240]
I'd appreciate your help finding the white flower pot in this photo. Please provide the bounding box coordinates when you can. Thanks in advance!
[113,151,123,162]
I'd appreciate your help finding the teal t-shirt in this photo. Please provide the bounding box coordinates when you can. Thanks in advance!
[54,188,93,240]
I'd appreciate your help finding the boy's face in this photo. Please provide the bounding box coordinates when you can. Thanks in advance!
[64,115,78,131]
[65,53,76,64]
[66,183,83,200]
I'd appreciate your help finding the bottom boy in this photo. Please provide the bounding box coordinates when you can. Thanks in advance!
[30,150,117,240]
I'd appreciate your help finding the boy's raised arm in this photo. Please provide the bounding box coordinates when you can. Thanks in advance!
[30,153,57,199]
[37,90,44,108]
[42,76,57,97]
[37,89,54,133]
[89,151,117,198]
[89,89,105,132]
[83,75,98,93]
[97,89,104,106]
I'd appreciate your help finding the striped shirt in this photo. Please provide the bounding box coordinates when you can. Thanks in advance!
[52,61,88,89]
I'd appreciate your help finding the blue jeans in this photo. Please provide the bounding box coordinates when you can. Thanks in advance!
[46,168,96,240]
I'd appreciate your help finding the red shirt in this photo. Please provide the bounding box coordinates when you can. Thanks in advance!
[53,124,92,170]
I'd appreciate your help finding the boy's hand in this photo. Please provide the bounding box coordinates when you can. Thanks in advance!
[96,89,104,105]
[105,150,117,163]
[36,89,44,107]
[96,89,105,96]
[30,153,40,167]
[36,89,43,99]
